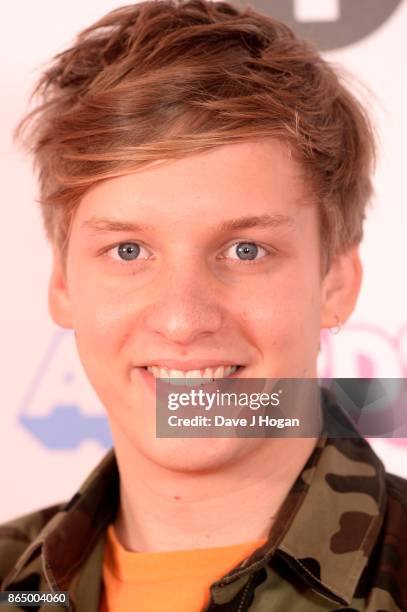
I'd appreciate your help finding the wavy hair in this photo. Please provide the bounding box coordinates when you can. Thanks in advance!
[15,0,376,270]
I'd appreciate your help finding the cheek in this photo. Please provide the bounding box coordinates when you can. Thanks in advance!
[239,270,322,370]
[70,288,139,412]
[69,278,138,366]
[244,271,321,332]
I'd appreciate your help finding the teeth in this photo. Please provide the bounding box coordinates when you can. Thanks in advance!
[186,370,202,378]
[188,371,208,387]
[146,365,238,385]
[224,366,236,377]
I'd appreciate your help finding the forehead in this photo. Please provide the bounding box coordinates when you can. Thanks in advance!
[73,139,314,232]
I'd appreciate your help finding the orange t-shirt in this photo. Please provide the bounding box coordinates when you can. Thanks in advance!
[99,524,267,612]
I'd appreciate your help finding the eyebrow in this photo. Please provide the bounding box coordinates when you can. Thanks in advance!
[218,214,296,232]
[81,213,296,235]
[81,217,153,234]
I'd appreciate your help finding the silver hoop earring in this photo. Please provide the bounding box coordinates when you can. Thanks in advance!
[329,315,342,335]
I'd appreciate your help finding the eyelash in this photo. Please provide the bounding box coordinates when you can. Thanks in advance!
[102,241,273,266]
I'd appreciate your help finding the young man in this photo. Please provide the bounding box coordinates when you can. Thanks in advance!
[1,1,406,611]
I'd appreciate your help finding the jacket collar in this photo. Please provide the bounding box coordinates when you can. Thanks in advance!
[275,434,386,604]
[2,450,119,606]
[208,395,387,606]
[3,397,387,608]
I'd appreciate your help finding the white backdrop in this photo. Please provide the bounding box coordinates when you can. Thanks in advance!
[1,0,406,523]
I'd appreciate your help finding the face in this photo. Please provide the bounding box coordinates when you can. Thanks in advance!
[50,140,361,471]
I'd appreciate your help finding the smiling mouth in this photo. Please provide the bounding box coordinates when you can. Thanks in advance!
[143,364,243,385]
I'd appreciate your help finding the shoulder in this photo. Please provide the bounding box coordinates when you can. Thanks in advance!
[385,471,407,507]
[368,470,407,610]
[0,503,64,584]
[382,471,407,540]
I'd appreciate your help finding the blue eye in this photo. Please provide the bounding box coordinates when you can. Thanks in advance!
[107,242,151,262]
[236,243,258,260]
[117,243,140,261]
[225,242,267,261]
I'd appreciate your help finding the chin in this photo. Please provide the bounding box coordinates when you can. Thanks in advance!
[138,436,254,474]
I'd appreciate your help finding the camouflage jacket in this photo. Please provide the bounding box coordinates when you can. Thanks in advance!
[1,418,407,611]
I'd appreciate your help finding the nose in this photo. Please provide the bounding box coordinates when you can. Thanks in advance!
[143,259,224,346]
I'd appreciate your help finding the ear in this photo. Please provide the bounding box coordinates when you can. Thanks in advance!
[321,247,363,329]
[48,244,73,329]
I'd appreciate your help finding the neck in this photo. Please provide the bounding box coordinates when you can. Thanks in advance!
[111,431,317,553]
